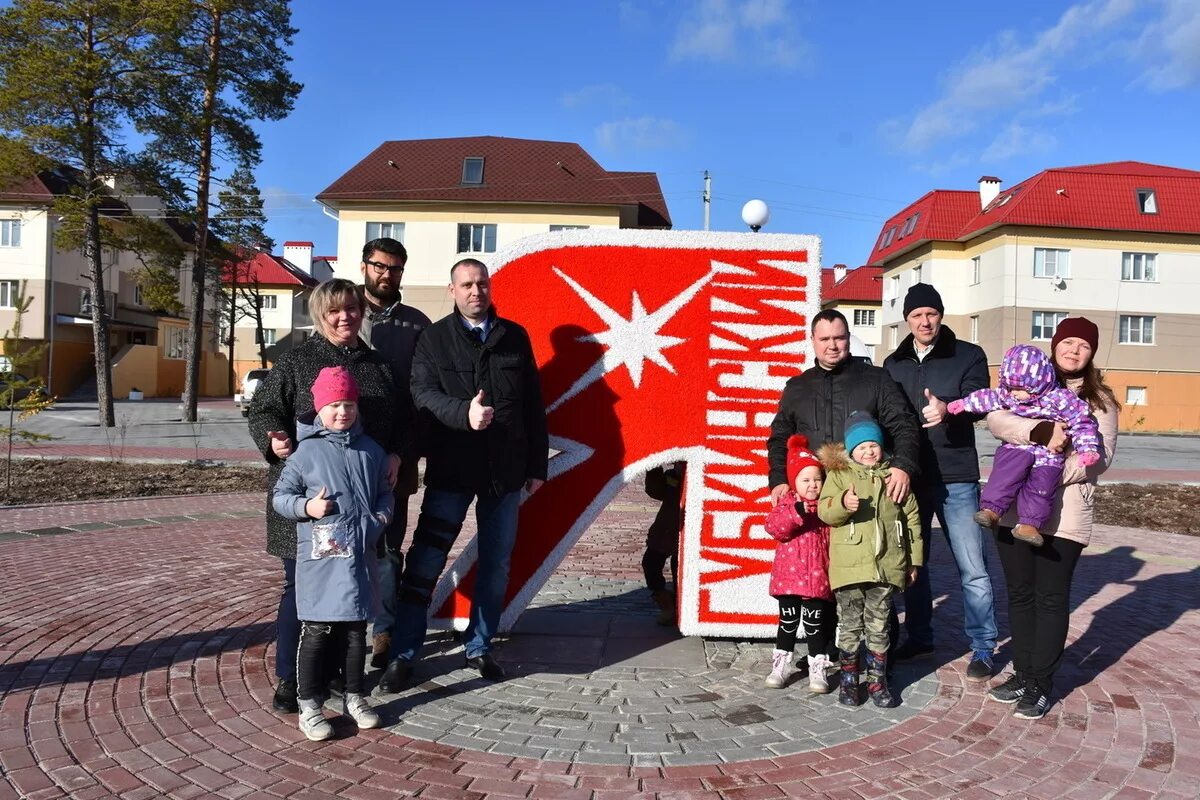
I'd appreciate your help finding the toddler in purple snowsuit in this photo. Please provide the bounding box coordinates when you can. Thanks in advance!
[946,344,1100,547]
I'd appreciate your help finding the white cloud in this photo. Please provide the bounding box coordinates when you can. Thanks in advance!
[1137,0,1200,91]
[981,123,1057,162]
[892,0,1136,153]
[596,117,686,152]
[671,0,807,69]
[560,83,632,111]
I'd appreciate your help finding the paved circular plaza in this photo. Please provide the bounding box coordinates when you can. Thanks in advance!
[1,486,1197,799]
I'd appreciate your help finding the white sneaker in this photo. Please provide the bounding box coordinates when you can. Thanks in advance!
[764,649,795,689]
[807,654,832,694]
[298,699,333,741]
[344,692,381,729]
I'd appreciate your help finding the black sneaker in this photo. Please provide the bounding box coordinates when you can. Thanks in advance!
[893,640,935,661]
[271,678,298,714]
[988,673,1026,704]
[1013,681,1050,719]
[966,650,994,681]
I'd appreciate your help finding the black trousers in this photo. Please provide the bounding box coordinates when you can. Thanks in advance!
[642,548,677,593]
[776,595,835,656]
[995,527,1084,687]
[297,620,368,701]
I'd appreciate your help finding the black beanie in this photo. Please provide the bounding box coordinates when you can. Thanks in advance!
[903,282,944,318]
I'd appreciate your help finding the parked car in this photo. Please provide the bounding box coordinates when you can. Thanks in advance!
[234,368,271,417]
[0,372,48,410]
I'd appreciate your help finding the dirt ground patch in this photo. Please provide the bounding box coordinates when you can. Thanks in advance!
[1,460,1197,536]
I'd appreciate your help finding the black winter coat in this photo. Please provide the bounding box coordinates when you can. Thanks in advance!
[883,326,990,484]
[248,335,402,558]
[411,309,548,496]
[767,358,920,489]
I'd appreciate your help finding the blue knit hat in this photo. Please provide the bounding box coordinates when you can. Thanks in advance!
[844,411,883,455]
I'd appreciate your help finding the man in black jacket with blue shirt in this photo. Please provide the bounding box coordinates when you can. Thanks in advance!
[379,258,548,689]
[883,283,997,681]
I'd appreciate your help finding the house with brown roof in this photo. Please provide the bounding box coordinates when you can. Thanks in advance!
[219,242,331,392]
[0,169,228,399]
[316,136,671,321]
[868,161,1200,432]
[821,264,883,360]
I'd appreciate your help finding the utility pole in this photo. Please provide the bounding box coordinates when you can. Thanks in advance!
[703,170,711,231]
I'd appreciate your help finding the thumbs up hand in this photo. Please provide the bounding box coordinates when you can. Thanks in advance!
[468,389,494,430]
[842,485,860,513]
[305,486,335,519]
[921,388,948,428]
[267,430,293,458]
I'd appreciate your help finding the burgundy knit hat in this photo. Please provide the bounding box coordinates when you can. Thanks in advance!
[786,434,823,487]
[1051,317,1099,354]
[311,366,359,410]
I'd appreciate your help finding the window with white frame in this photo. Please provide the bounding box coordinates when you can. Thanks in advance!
[971,256,981,285]
[853,309,876,327]
[970,315,979,343]
[888,274,900,301]
[1119,315,1155,344]
[0,280,17,309]
[366,221,405,241]
[880,227,896,248]
[549,224,589,232]
[1121,252,1156,282]
[889,325,898,348]
[1033,248,1070,278]
[900,213,920,237]
[256,328,277,346]
[457,223,497,253]
[80,288,93,314]
[0,219,21,247]
[1126,386,1147,406]
[912,264,923,284]
[134,282,143,306]
[1031,310,1067,340]
[1136,189,1157,214]
[165,326,186,359]
[461,157,484,185]
[258,294,278,310]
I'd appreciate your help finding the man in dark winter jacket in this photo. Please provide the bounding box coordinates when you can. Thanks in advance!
[356,237,431,669]
[883,283,997,681]
[379,258,548,689]
[768,310,919,505]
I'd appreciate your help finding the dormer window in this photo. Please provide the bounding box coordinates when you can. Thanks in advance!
[901,212,920,237]
[462,157,484,185]
[1136,188,1157,214]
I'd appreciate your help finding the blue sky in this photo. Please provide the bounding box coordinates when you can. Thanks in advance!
[255,0,1200,267]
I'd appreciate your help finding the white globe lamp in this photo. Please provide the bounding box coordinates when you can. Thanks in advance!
[741,199,770,232]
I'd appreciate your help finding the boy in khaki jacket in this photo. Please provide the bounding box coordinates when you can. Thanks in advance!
[818,412,923,708]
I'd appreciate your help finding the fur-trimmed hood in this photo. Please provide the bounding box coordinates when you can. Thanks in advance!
[817,441,852,472]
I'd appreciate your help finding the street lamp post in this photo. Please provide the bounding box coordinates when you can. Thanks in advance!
[741,199,770,232]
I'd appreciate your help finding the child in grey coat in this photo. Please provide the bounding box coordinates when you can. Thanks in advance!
[273,366,395,741]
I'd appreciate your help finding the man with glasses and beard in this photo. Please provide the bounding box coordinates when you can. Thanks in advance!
[357,237,431,670]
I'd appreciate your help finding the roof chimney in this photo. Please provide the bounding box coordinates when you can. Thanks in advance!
[978,176,1002,209]
[832,264,848,283]
[283,241,314,274]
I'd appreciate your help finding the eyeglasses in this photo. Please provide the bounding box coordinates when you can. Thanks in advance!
[365,260,404,275]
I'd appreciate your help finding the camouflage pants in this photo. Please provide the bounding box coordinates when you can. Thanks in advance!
[835,583,895,653]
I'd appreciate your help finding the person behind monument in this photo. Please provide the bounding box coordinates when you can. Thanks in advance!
[882,282,998,681]
[356,236,432,669]
[378,258,548,691]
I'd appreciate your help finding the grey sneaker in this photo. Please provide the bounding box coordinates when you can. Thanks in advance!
[1013,681,1050,719]
[344,693,380,729]
[988,673,1026,704]
[966,650,994,681]
[298,699,333,741]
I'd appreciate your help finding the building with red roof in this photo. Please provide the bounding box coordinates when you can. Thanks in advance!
[820,265,883,360]
[869,161,1200,432]
[316,136,671,320]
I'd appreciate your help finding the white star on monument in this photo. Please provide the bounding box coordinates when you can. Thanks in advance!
[547,266,714,412]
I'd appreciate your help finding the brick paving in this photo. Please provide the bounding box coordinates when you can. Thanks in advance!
[1,486,1199,799]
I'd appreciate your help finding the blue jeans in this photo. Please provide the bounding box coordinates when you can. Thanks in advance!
[389,488,521,662]
[902,481,997,653]
[276,558,299,681]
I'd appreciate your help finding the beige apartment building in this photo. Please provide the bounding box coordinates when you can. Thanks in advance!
[0,169,227,399]
[315,136,671,322]
[869,161,1200,433]
[821,264,883,362]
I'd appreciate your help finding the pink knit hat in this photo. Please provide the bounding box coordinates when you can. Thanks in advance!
[311,366,358,410]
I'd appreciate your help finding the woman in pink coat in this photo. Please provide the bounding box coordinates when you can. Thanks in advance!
[984,318,1120,720]
[763,435,836,692]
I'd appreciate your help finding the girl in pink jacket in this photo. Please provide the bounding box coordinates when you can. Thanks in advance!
[763,435,836,693]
